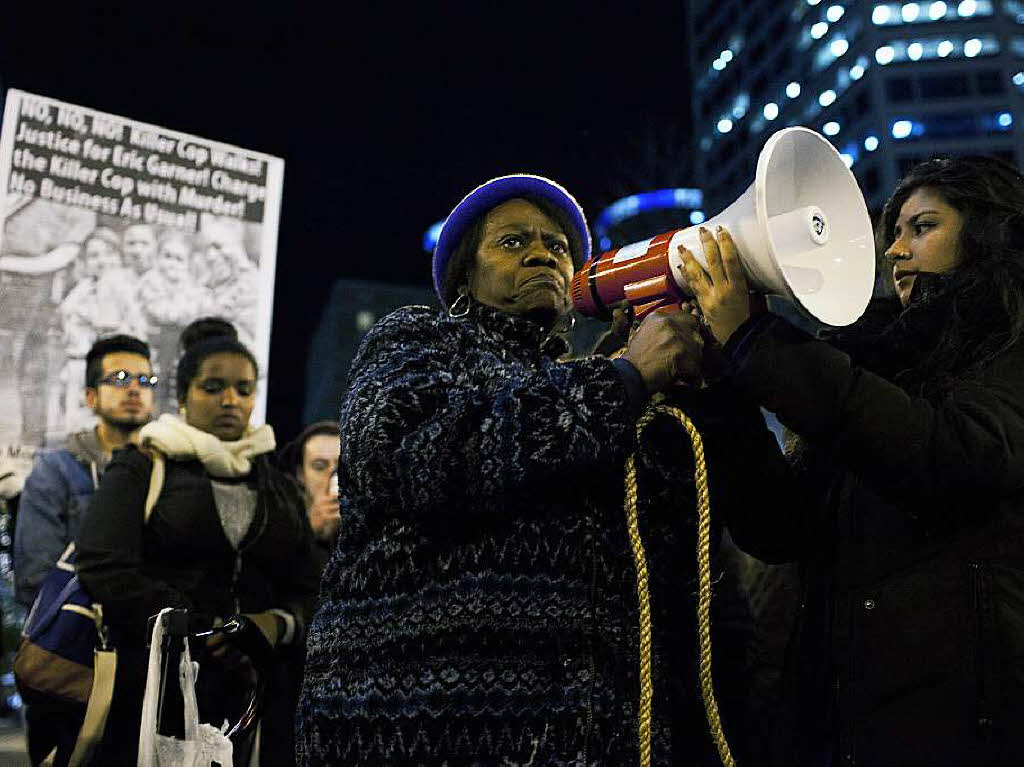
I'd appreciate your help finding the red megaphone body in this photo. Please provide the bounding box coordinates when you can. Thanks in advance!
[570,229,690,321]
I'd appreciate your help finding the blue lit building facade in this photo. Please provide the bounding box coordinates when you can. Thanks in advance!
[689,0,1024,214]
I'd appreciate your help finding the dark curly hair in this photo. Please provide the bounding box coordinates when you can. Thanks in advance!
[874,155,1024,389]
[176,317,258,404]
[85,334,150,388]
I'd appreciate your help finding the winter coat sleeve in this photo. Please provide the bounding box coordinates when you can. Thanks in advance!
[261,466,322,644]
[14,454,71,607]
[76,447,192,630]
[660,380,810,564]
[342,306,639,522]
[727,315,1024,516]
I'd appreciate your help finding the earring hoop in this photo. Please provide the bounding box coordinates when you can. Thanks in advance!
[448,288,470,318]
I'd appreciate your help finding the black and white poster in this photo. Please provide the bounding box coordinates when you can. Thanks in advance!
[0,89,283,458]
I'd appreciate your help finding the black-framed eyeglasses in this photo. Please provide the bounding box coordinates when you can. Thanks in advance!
[98,370,159,388]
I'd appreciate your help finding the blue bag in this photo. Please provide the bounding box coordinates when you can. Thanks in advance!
[14,543,110,705]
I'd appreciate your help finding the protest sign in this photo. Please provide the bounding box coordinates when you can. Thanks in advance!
[0,89,283,457]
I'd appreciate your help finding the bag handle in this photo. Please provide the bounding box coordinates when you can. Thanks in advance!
[139,607,174,766]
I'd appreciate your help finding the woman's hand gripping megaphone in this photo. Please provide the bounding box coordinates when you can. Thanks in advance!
[680,226,767,346]
[620,304,705,393]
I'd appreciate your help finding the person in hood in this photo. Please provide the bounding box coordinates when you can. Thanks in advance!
[681,156,1024,765]
[14,333,155,765]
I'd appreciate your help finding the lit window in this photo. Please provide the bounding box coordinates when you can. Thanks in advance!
[718,118,734,133]
[998,111,1013,127]
[957,0,976,16]
[764,102,780,120]
[841,153,855,167]
[819,89,837,106]
[826,4,845,22]
[872,5,892,24]
[811,21,829,39]
[964,37,982,57]
[892,119,914,139]
[929,0,947,18]
[732,93,750,118]
[902,3,921,21]
[937,40,954,57]
[713,58,727,71]
[907,42,924,60]
[850,63,866,79]
[876,45,896,64]
[690,211,707,225]
[831,38,850,56]
[787,81,802,98]
[1013,71,1024,86]
[824,121,841,135]
[864,135,880,151]
[721,50,734,62]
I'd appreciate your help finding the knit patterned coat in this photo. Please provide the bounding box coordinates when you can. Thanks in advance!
[297,302,742,765]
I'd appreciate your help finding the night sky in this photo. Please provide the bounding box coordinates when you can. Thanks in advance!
[0,3,692,439]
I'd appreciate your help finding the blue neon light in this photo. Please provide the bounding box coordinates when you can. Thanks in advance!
[593,188,704,239]
[422,220,445,253]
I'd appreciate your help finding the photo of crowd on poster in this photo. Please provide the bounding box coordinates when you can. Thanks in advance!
[0,91,282,450]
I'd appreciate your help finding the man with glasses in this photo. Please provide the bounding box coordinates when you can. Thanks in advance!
[14,334,155,761]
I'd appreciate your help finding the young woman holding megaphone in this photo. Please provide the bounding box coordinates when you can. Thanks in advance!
[680,156,1024,766]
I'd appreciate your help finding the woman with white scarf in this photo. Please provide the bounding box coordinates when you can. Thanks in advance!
[76,318,321,766]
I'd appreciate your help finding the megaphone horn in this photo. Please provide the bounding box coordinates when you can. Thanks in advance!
[571,127,875,327]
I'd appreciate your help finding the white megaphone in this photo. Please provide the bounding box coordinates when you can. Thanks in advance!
[571,126,876,326]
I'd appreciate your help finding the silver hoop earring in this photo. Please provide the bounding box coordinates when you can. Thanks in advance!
[448,288,470,318]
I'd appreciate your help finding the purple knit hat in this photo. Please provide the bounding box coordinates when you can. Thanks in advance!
[431,174,591,305]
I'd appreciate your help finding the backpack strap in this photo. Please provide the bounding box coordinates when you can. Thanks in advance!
[143,449,165,523]
[57,451,162,764]
[56,541,77,571]
[66,646,116,767]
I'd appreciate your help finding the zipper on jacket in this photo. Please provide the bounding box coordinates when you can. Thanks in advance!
[232,553,242,614]
[969,562,995,739]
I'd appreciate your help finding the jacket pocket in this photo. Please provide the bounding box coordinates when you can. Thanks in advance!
[968,559,1024,741]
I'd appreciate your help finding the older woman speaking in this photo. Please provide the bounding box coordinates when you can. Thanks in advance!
[296,175,752,764]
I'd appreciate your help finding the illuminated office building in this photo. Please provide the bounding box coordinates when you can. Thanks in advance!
[689,0,1023,213]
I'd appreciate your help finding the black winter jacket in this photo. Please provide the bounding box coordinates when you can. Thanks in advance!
[724,312,1024,767]
[77,447,322,765]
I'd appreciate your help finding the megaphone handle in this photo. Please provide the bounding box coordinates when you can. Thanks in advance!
[633,297,679,322]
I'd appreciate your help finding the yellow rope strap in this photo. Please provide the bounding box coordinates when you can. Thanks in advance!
[624,404,736,767]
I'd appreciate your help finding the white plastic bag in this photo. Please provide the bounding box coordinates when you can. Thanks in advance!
[138,608,234,767]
